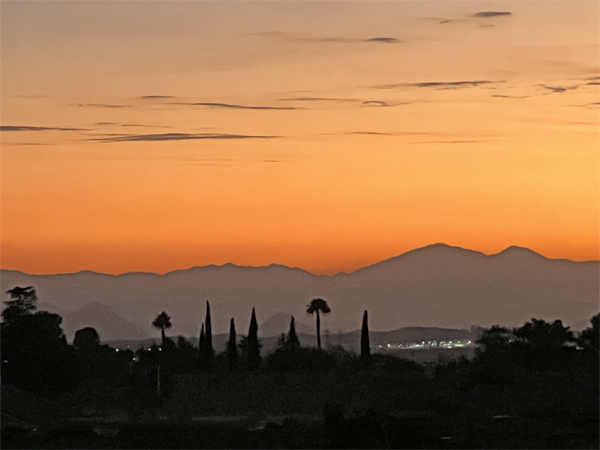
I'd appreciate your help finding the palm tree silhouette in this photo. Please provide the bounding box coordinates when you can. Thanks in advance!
[306,298,331,350]
[152,311,172,345]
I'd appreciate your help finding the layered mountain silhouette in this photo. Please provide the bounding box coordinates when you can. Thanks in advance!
[1,244,597,341]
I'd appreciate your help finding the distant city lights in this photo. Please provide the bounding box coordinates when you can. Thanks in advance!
[377,339,473,350]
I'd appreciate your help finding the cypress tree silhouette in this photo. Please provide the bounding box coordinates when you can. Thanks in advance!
[204,301,214,370]
[361,310,371,362]
[287,316,300,348]
[205,301,213,355]
[227,318,238,372]
[248,308,260,371]
[199,322,205,367]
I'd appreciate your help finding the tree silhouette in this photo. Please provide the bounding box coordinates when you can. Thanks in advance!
[578,313,599,353]
[2,311,83,392]
[361,310,371,362]
[514,318,574,350]
[199,322,205,353]
[152,312,172,345]
[205,301,213,355]
[2,286,38,323]
[287,316,300,348]
[307,298,331,350]
[227,318,238,372]
[73,327,100,351]
[204,301,214,370]
[248,308,260,371]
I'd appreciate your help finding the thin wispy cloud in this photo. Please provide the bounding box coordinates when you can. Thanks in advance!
[280,97,409,108]
[72,103,131,109]
[252,31,401,45]
[169,102,300,110]
[121,123,172,128]
[364,37,400,44]
[1,125,88,132]
[279,97,360,103]
[412,140,482,144]
[361,101,405,107]
[373,80,502,90]
[1,142,55,146]
[183,158,285,166]
[139,95,176,100]
[90,132,280,143]
[472,11,512,18]
[92,122,172,128]
[492,94,531,99]
[537,84,579,94]
[324,131,474,138]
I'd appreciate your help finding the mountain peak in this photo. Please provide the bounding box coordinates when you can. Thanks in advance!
[493,246,547,259]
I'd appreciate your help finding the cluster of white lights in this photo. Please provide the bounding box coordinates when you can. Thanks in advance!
[378,339,473,350]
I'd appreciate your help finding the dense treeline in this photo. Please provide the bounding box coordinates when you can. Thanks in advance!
[1,286,598,449]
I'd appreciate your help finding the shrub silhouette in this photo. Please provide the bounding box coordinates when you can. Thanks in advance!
[578,313,599,354]
[73,327,100,351]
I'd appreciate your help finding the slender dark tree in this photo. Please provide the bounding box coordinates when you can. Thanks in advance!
[248,308,260,371]
[227,318,238,371]
[198,322,206,371]
[199,323,205,353]
[152,312,172,345]
[306,298,331,350]
[201,301,214,370]
[205,301,213,355]
[287,316,300,348]
[361,310,371,362]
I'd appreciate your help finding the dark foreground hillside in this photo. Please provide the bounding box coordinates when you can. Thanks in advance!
[2,349,598,449]
[1,286,598,449]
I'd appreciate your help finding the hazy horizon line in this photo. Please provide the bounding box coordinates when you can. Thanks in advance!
[2,242,598,278]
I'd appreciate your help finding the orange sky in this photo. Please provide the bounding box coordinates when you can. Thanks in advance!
[1,1,599,275]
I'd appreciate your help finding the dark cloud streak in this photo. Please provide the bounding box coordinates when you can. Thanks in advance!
[373,80,502,90]
[73,103,131,109]
[90,133,280,143]
[169,102,300,110]
[472,11,512,18]
[1,125,88,132]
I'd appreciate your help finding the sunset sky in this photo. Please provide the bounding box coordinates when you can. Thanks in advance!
[1,1,599,275]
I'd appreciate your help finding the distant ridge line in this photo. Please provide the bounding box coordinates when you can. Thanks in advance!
[1,243,598,277]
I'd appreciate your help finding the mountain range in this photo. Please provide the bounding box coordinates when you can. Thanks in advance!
[1,244,598,342]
